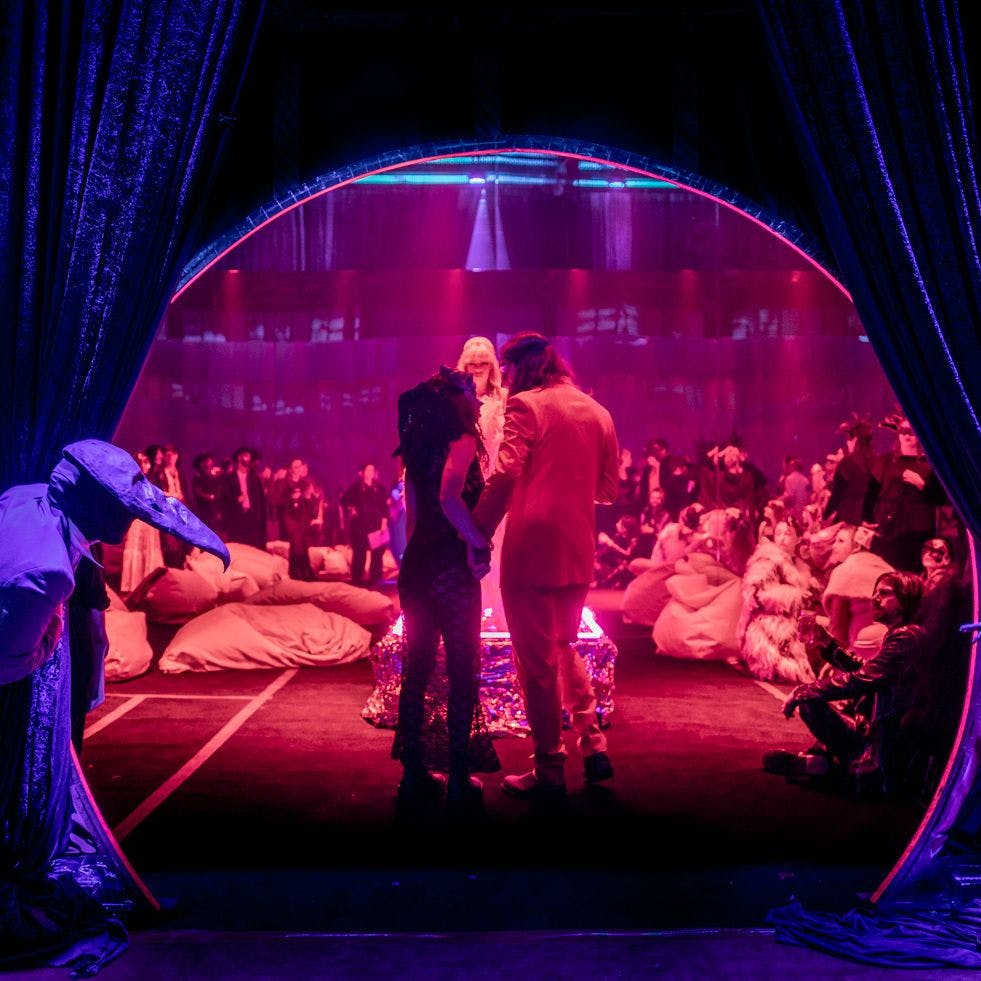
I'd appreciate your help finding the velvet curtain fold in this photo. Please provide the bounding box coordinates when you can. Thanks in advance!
[0,0,264,491]
[0,0,263,970]
[759,0,981,544]
[759,0,981,967]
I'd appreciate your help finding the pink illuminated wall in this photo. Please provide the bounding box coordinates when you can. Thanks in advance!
[115,156,898,498]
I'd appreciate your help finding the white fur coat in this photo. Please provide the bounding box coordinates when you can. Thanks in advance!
[737,540,815,683]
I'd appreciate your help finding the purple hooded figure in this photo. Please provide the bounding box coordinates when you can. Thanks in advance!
[0,440,229,972]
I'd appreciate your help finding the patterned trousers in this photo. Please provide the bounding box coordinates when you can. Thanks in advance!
[396,563,482,776]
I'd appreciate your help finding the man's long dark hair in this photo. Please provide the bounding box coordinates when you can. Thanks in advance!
[874,570,924,625]
[500,332,573,395]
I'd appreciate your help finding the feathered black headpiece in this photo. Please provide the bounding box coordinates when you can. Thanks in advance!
[837,411,873,440]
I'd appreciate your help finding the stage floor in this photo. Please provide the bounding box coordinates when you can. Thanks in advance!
[74,588,924,939]
[14,926,973,981]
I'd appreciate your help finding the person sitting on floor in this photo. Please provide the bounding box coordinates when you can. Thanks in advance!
[901,537,974,797]
[737,517,816,684]
[595,514,646,588]
[763,570,926,798]
[820,523,894,659]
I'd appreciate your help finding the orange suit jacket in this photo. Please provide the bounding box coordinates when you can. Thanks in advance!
[473,380,620,589]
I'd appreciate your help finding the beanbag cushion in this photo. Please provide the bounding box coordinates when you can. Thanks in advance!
[244,579,396,629]
[104,609,153,681]
[621,563,675,627]
[308,546,352,580]
[185,547,260,602]
[653,554,743,660]
[265,540,291,560]
[158,602,371,673]
[105,585,129,612]
[226,542,289,589]
[126,567,219,624]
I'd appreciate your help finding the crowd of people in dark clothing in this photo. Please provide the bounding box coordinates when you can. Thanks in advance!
[132,443,406,586]
[595,412,963,585]
[131,408,972,807]
[595,413,972,805]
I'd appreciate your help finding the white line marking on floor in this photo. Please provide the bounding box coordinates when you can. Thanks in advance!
[723,660,789,703]
[104,692,256,701]
[112,669,298,842]
[753,679,787,702]
[84,696,148,739]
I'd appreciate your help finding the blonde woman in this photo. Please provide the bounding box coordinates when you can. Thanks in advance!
[457,336,509,628]
[456,336,508,477]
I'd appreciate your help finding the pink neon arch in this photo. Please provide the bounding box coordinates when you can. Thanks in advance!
[173,148,854,305]
[167,144,974,905]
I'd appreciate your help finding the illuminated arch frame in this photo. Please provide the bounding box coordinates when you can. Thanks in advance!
[172,136,978,904]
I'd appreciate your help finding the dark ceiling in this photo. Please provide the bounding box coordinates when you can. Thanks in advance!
[197,2,980,279]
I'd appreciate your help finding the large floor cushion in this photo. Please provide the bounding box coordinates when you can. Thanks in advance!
[185,548,260,602]
[126,567,220,624]
[621,564,675,627]
[653,556,743,660]
[308,545,352,580]
[244,580,396,630]
[158,602,371,673]
[104,609,153,681]
[226,542,289,589]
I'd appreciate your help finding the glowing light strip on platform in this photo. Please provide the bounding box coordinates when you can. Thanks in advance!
[388,606,604,641]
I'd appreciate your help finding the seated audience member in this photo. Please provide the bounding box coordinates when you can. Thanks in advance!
[621,519,694,628]
[778,456,811,527]
[651,507,755,661]
[191,452,224,533]
[605,447,641,532]
[640,485,672,546]
[627,520,692,579]
[806,462,831,528]
[640,438,694,520]
[821,524,894,658]
[865,412,946,572]
[595,514,646,588]
[798,520,846,594]
[698,444,761,525]
[737,517,815,684]
[901,537,974,794]
[221,446,268,549]
[764,570,926,798]
[757,498,789,544]
[693,506,755,579]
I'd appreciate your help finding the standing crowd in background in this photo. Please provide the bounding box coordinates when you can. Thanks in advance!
[119,442,407,590]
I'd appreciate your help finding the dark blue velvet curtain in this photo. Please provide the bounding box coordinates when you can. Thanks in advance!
[0,0,264,490]
[759,0,981,968]
[760,0,981,543]
[0,0,263,969]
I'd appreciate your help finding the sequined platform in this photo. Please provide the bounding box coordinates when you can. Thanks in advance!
[362,607,618,736]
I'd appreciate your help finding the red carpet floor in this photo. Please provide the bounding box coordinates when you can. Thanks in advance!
[76,590,923,934]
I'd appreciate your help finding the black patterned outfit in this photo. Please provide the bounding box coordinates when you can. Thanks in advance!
[393,404,499,777]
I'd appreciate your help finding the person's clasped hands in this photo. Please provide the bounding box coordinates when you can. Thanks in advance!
[467,540,492,579]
